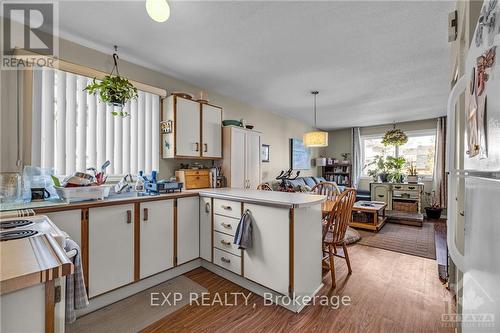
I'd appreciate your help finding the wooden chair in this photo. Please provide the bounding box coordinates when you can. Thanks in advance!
[322,188,357,289]
[257,183,273,191]
[311,181,341,201]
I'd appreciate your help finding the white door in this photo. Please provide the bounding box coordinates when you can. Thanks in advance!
[140,200,174,279]
[46,210,82,246]
[88,204,134,297]
[199,197,212,261]
[177,197,200,265]
[201,104,222,158]
[175,97,200,157]
[230,128,246,188]
[242,203,289,295]
[245,131,261,189]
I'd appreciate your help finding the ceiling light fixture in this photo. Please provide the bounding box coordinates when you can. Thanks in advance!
[146,0,170,23]
[303,91,328,147]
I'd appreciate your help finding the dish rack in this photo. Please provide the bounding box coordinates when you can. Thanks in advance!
[55,185,111,203]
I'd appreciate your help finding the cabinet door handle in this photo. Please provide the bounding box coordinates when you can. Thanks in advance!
[220,257,231,264]
[204,143,208,152]
[195,143,200,152]
[126,210,132,224]
[220,239,231,246]
[143,208,148,221]
[205,202,211,213]
[221,222,232,229]
[221,205,232,210]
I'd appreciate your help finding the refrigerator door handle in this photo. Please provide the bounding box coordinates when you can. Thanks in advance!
[446,75,467,271]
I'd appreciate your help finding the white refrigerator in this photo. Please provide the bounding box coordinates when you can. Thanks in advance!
[447,1,500,331]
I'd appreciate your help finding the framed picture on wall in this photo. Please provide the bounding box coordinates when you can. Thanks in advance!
[290,138,311,170]
[262,144,270,162]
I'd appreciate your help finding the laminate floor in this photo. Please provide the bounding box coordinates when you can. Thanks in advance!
[143,245,454,333]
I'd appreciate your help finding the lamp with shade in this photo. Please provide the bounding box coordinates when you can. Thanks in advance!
[303,91,328,147]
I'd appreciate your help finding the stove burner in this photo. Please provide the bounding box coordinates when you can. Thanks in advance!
[0,229,38,241]
[0,219,34,230]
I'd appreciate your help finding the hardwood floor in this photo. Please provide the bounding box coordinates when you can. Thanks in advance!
[143,245,454,333]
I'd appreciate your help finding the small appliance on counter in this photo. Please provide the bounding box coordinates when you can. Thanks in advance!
[142,170,183,194]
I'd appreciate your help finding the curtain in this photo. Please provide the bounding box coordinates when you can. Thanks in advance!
[351,127,362,188]
[32,67,160,176]
[433,117,447,207]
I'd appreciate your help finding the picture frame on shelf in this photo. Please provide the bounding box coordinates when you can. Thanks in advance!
[262,144,270,163]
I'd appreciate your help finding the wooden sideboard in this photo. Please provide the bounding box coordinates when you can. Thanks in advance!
[370,183,424,213]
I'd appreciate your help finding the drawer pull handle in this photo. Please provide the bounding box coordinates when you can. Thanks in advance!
[377,195,384,198]
[221,205,232,210]
[220,239,231,246]
[394,186,401,189]
[221,257,231,264]
[221,222,232,229]
[126,210,132,224]
[408,186,415,190]
[195,143,200,152]
[205,202,211,213]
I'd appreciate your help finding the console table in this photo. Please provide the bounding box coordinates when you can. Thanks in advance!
[370,183,424,213]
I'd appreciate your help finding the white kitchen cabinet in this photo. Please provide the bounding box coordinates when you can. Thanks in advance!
[162,95,222,159]
[140,200,174,279]
[222,126,261,189]
[201,104,222,158]
[242,203,289,295]
[177,197,200,265]
[199,197,212,261]
[88,204,134,298]
[46,209,82,246]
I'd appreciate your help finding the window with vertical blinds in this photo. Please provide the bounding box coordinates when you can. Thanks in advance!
[31,67,160,176]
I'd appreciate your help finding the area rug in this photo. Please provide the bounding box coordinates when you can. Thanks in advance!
[356,222,436,259]
[66,275,207,333]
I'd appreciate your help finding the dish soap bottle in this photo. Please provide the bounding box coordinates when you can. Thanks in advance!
[135,171,145,192]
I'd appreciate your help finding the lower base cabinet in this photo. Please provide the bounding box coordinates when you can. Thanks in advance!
[140,200,174,279]
[88,204,135,298]
[177,197,200,265]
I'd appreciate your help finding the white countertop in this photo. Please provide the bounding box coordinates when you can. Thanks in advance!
[198,188,326,208]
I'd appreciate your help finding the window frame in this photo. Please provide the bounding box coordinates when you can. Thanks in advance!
[361,128,437,181]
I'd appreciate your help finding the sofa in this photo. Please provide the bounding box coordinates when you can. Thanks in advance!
[283,176,369,202]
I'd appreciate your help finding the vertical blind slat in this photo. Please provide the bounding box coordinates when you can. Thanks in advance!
[137,92,146,173]
[122,103,131,175]
[55,70,66,175]
[96,98,106,170]
[114,106,123,175]
[106,104,114,175]
[87,80,97,170]
[41,68,54,169]
[65,73,77,174]
[152,96,160,172]
[76,76,87,172]
[130,99,138,175]
[145,93,152,173]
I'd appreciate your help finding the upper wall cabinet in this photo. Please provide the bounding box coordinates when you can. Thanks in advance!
[162,95,222,159]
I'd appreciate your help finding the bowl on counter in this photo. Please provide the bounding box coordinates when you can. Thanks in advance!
[222,120,242,127]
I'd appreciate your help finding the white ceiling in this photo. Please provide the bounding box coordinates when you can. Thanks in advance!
[56,0,454,129]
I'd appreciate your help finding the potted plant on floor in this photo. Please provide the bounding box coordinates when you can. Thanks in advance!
[406,162,418,183]
[424,191,443,219]
[386,156,406,183]
[364,155,390,182]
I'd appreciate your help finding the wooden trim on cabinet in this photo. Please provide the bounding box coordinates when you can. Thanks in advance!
[45,280,55,333]
[173,96,177,156]
[241,202,244,276]
[81,209,89,292]
[199,102,203,158]
[173,199,178,267]
[289,207,294,297]
[211,198,214,263]
[134,202,140,282]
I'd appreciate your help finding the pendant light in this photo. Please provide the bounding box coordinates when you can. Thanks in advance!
[146,0,171,23]
[303,91,328,147]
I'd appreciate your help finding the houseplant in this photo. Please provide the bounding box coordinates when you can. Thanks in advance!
[382,125,408,146]
[424,191,443,219]
[364,155,390,182]
[407,161,418,183]
[84,48,138,116]
[386,156,406,183]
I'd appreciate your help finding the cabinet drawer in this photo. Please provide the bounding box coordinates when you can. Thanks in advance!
[184,169,209,176]
[213,199,241,218]
[213,248,241,275]
[392,184,421,192]
[184,175,210,189]
[213,214,239,236]
[214,231,241,256]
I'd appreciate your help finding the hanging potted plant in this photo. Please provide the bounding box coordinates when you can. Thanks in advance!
[84,46,138,116]
[382,124,408,146]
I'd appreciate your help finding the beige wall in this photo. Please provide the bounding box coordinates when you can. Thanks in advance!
[320,128,352,160]
[0,32,320,182]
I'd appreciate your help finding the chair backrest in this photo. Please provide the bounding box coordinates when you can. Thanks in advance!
[311,181,341,201]
[323,188,357,245]
[257,183,273,191]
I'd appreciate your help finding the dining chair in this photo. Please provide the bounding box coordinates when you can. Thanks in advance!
[256,183,273,191]
[311,181,341,201]
[322,188,357,289]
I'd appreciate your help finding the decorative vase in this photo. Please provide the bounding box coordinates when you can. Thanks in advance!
[407,175,418,184]
[379,173,389,183]
[425,207,443,219]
